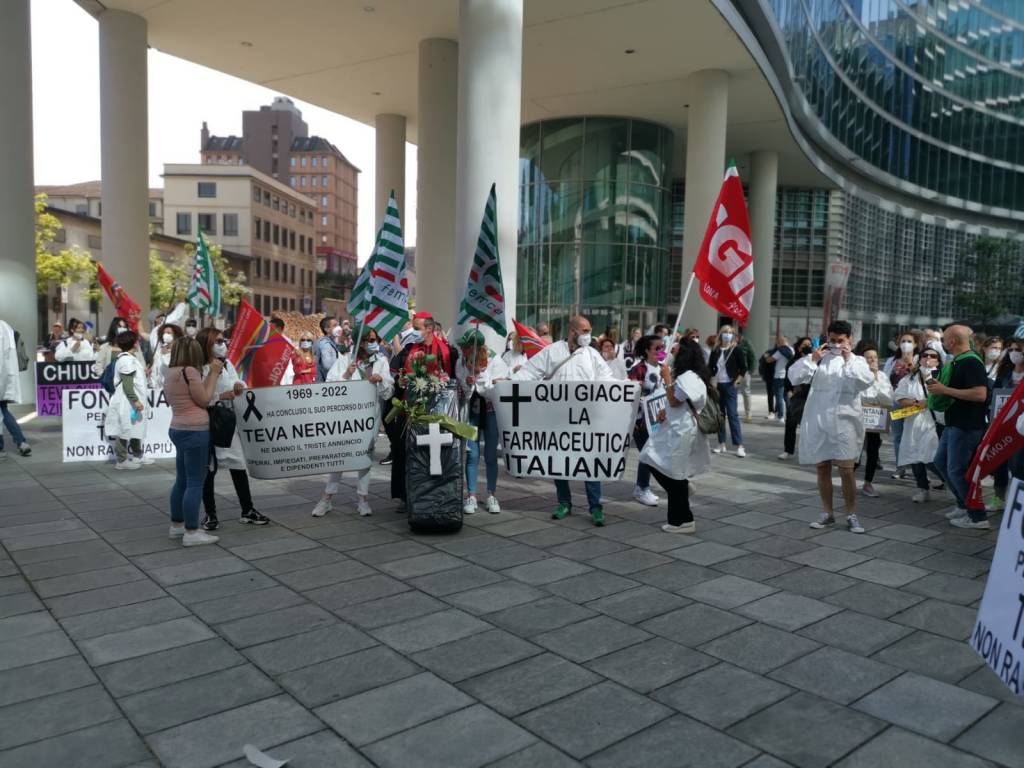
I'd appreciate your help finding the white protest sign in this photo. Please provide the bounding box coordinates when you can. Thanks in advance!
[61,388,174,463]
[970,477,1024,697]
[862,404,890,433]
[642,391,668,436]
[490,380,640,480]
[232,381,379,480]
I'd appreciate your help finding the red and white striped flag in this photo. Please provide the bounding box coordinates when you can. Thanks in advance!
[512,319,548,359]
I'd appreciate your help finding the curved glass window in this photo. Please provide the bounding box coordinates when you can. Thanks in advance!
[518,118,673,334]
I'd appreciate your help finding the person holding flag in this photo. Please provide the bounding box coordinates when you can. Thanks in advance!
[186,229,221,319]
[96,263,142,333]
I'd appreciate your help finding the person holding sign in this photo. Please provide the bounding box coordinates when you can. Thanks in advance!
[894,348,942,503]
[788,320,875,534]
[514,315,614,526]
[628,335,670,507]
[855,344,894,498]
[104,331,152,470]
[456,330,509,516]
[311,327,394,518]
[639,339,712,534]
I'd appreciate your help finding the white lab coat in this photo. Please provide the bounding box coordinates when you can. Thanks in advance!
[150,302,187,353]
[326,353,393,456]
[150,349,172,390]
[457,353,510,402]
[789,352,874,464]
[513,340,613,382]
[861,370,894,408]
[894,374,939,466]
[204,359,246,470]
[501,350,529,375]
[54,337,96,362]
[104,353,148,441]
[0,321,22,404]
[639,371,712,481]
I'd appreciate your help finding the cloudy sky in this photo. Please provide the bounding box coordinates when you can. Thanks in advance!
[30,0,417,261]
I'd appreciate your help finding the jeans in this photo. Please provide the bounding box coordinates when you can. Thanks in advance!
[771,379,788,421]
[554,479,602,510]
[911,461,942,490]
[891,418,905,468]
[634,428,651,490]
[466,410,498,495]
[933,426,985,520]
[716,382,743,446]
[0,402,26,449]
[648,466,692,525]
[169,428,210,530]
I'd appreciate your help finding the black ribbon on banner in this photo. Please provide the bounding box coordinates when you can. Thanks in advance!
[242,390,263,422]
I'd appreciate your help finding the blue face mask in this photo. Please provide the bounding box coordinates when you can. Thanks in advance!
[404,331,423,346]
[367,343,380,354]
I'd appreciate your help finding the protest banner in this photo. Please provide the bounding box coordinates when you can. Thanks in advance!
[862,404,890,433]
[969,477,1024,697]
[490,380,640,480]
[890,404,925,421]
[61,388,174,462]
[642,391,668,436]
[992,388,1014,421]
[37,361,102,417]
[232,381,379,480]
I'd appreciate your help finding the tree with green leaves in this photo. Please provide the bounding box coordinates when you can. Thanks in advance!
[35,194,100,315]
[149,240,248,314]
[954,236,1023,329]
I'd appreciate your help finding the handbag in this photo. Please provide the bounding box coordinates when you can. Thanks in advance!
[689,384,725,435]
[208,403,237,448]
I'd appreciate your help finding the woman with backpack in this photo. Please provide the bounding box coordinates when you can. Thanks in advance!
[94,317,146,378]
[638,339,713,534]
[104,331,152,470]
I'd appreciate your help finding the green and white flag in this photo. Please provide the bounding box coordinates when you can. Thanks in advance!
[457,184,506,336]
[186,229,221,318]
[362,192,408,342]
[347,232,378,324]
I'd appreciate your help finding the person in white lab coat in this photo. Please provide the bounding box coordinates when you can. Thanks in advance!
[0,319,29,458]
[856,344,894,498]
[501,332,528,375]
[312,327,394,518]
[514,315,614,526]
[788,320,875,533]
[893,348,943,503]
[150,324,184,390]
[638,339,712,534]
[104,330,152,470]
[54,319,96,362]
[456,330,510,515]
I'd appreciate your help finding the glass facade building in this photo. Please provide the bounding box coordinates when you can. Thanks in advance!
[517,118,673,338]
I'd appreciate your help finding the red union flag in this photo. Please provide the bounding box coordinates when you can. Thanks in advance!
[965,378,1024,511]
[225,299,294,387]
[96,262,142,332]
[692,161,754,325]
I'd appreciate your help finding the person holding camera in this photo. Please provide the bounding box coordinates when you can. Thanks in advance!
[788,320,875,533]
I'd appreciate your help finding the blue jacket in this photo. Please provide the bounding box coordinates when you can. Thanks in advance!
[315,335,338,382]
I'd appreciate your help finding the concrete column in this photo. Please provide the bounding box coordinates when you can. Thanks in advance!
[0,0,37,402]
[374,114,406,232]
[680,70,729,338]
[415,38,458,321]
[454,0,523,334]
[747,150,779,351]
[99,10,150,326]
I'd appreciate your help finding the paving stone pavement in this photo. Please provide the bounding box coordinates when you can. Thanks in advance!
[0,402,1018,768]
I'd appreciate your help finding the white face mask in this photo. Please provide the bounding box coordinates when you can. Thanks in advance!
[986,348,1001,361]
[900,341,914,354]
[185,326,198,338]
[720,333,734,344]
[212,342,227,358]
[162,333,174,345]
[331,326,343,338]
[299,340,313,350]
[116,325,128,334]
[575,332,592,348]
[1010,351,1024,365]
[73,332,84,340]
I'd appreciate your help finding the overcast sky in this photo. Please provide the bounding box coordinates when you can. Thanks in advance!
[30,0,417,262]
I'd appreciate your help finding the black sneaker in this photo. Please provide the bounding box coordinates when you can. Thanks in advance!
[201,514,219,531]
[240,509,269,526]
[380,453,393,466]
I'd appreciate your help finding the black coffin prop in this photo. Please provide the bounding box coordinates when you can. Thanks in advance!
[405,386,464,533]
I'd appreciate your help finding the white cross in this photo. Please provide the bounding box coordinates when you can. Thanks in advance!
[415,422,453,475]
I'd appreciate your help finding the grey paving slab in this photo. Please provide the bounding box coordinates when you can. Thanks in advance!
[0,683,121,751]
[488,596,599,636]
[544,570,640,603]
[839,558,928,588]
[787,547,872,572]
[347,539,435,564]
[146,694,322,768]
[243,622,377,676]
[958,664,1024,705]
[517,681,671,759]
[700,622,822,674]
[412,627,540,682]
[798,610,913,655]
[278,644,420,707]
[78,616,215,666]
[670,541,748,566]
[59,596,190,641]
[249,546,348,575]
[586,636,716,692]
[407,563,504,596]
[714,553,802,580]
[903,571,986,605]
[305,572,412,611]
[44,578,167,618]
[585,585,690,623]
[227,534,320,561]
[0,719,151,768]
[654,662,792,729]
[764,566,858,599]
[148,555,253,586]
[164,569,276,604]
[444,580,546,615]
[735,592,842,631]
[916,551,990,578]
[535,615,651,662]
[502,556,594,585]
[0,591,44,619]
[275,559,376,591]
[218,730,374,768]
[891,598,977,640]
[378,551,467,579]
[640,603,752,647]
[586,547,673,574]
[458,652,601,717]
[96,636,245,698]
[955,703,1024,768]
[630,560,721,592]
[728,692,885,768]
[370,607,490,653]
[0,629,77,671]
[463,542,551,569]
[742,535,818,558]
[190,585,306,624]
[334,589,447,628]
[216,603,337,648]
[0,655,97,708]
[853,672,997,741]
[363,704,536,768]
[837,726,994,768]
[811,530,884,551]
[825,581,925,618]
[18,550,129,580]
[547,536,629,561]
[0,610,60,642]
[856,538,937,564]
[768,646,901,704]
[486,742,582,768]
[587,714,759,768]
[873,631,984,684]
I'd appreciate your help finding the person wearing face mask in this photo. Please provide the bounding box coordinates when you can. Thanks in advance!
[628,335,670,506]
[982,336,1003,381]
[315,316,340,382]
[707,325,748,457]
[894,347,943,503]
[104,330,153,470]
[291,333,317,385]
[312,327,394,518]
[184,318,199,339]
[854,343,894,498]
[779,337,812,460]
[600,338,628,380]
[150,324,183,390]
[54,320,96,362]
[502,333,528,374]
[514,315,614,526]
[196,326,270,530]
[883,330,923,480]
[788,320,875,534]
[94,316,146,376]
[148,302,187,358]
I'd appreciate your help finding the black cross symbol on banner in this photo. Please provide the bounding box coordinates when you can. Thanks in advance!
[499,383,532,428]
[242,390,263,422]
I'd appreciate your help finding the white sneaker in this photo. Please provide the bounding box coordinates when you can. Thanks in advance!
[633,486,659,506]
[912,489,930,503]
[944,506,968,520]
[311,498,332,517]
[136,456,155,465]
[115,459,141,471]
[357,498,373,517]
[778,452,793,460]
[736,446,747,458]
[486,495,501,514]
[463,496,478,515]
[809,512,836,529]
[861,483,879,498]
[713,444,727,455]
[662,522,696,534]
[846,514,865,534]
[168,524,185,539]
[182,530,219,547]
[951,516,991,530]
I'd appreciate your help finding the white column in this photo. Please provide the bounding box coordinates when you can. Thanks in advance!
[415,38,458,322]
[0,0,37,402]
[680,70,729,338]
[454,0,523,334]
[100,10,150,326]
[374,114,406,231]
[747,150,779,351]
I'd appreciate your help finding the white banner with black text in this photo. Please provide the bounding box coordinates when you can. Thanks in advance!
[61,388,174,462]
